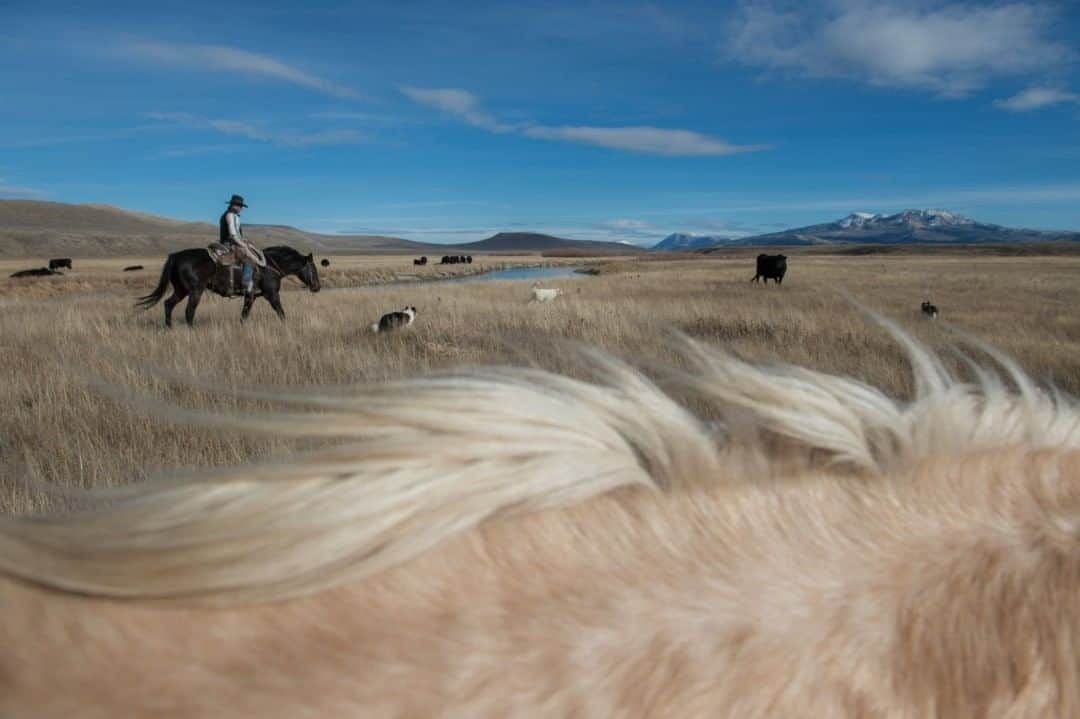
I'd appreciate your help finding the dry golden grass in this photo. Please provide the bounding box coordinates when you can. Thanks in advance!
[2,252,1079,514]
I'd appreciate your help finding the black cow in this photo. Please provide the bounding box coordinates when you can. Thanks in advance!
[414,256,428,266]
[466,255,473,264]
[49,258,72,271]
[321,259,330,267]
[10,267,57,278]
[751,254,787,285]
[123,265,144,272]
[921,301,938,319]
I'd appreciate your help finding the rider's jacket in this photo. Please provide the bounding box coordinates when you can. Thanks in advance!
[219,210,242,245]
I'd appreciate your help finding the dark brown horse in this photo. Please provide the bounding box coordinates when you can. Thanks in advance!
[136,245,321,327]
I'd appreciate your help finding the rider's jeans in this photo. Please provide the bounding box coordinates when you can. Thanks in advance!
[242,263,254,287]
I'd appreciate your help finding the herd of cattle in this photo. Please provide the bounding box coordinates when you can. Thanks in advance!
[8,258,148,278]
[9,257,72,278]
[411,255,474,266]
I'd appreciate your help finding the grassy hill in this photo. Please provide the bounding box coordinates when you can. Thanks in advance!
[457,232,641,254]
[0,201,642,257]
[0,201,427,257]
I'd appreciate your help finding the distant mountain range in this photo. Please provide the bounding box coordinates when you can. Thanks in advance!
[4,201,1077,258]
[0,201,639,257]
[650,233,732,251]
[657,209,1080,250]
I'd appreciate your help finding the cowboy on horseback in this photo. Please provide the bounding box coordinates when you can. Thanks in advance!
[217,194,260,298]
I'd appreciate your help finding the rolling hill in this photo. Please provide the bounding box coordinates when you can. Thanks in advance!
[456,232,641,254]
[0,201,643,257]
[0,200,427,257]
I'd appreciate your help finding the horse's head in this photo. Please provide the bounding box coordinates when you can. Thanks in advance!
[299,253,321,293]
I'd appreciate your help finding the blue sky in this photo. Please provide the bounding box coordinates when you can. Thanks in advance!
[2,0,1078,244]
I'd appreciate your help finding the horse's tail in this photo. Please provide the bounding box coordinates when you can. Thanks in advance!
[135,253,175,310]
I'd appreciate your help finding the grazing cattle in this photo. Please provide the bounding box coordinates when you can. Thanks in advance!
[123,265,144,272]
[530,287,562,303]
[751,253,787,284]
[413,256,428,266]
[440,255,467,265]
[921,301,939,319]
[370,306,417,333]
[3,326,1080,717]
[466,255,473,264]
[9,267,56,278]
[321,259,330,268]
[48,258,72,271]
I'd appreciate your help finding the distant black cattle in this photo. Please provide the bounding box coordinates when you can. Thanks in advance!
[321,259,330,267]
[414,256,428,266]
[48,258,72,271]
[123,265,144,272]
[751,254,787,285]
[10,267,57,278]
[466,255,473,264]
[921,301,938,319]
[439,255,467,265]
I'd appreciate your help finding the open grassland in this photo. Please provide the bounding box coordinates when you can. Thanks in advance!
[3,253,1079,514]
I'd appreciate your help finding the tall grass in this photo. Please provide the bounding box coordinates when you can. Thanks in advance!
[3,253,1079,513]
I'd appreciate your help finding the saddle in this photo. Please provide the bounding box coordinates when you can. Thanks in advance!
[207,243,257,298]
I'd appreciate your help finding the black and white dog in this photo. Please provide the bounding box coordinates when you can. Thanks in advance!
[371,306,417,333]
[921,301,939,319]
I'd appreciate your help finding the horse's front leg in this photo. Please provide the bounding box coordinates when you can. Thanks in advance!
[266,289,286,321]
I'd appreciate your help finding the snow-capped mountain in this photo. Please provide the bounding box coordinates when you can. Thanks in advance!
[706,209,1077,248]
[651,233,731,251]
[838,212,879,229]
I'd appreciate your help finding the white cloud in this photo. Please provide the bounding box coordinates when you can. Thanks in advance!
[399,86,514,132]
[994,86,1079,111]
[0,178,46,199]
[524,125,767,156]
[124,42,362,100]
[727,2,1073,97]
[401,86,767,156]
[143,112,366,147]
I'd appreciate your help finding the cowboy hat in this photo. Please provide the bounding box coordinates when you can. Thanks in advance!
[227,194,249,208]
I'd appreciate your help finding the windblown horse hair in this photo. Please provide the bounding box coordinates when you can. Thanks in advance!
[2,319,1080,717]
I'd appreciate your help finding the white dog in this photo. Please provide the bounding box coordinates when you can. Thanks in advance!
[530,287,562,303]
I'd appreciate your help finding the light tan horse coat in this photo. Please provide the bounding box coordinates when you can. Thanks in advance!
[2,327,1079,717]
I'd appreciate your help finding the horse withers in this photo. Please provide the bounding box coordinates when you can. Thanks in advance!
[136,245,321,327]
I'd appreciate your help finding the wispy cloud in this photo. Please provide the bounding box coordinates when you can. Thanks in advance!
[0,178,47,199]
[123,41,363,100]
[143,112,366,148]
[523,125,767,156]
[726,2,1073,97]
[400,86,514,132]
[994,86,1079,111]
[401,86,767,156]
[375,199,495,209]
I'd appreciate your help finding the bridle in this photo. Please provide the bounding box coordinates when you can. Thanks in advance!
[263,251,316,289]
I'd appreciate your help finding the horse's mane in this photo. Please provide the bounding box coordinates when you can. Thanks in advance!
[2,319,1079,605]
[263,245,309,262]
